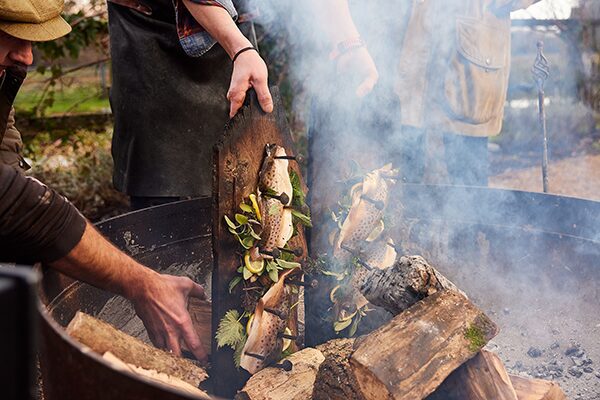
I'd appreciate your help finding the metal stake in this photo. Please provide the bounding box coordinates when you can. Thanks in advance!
[532,40,550,193]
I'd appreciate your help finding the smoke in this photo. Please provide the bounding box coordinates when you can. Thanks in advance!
[251,1,599,396]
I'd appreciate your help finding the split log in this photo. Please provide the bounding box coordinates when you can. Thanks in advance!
[66,311,208,387]
[426,350,518,400]
[236,348,325,400]
[509,375,567,400]
[102,352,209,399]
[312,338,365,400]
[184,298,212,357]
[350,290,498,400]
[359,255,462,316]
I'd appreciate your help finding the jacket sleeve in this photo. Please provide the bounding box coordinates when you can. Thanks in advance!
[0,164,86,264]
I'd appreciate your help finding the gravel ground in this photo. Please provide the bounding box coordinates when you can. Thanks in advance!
[485,153,600,399]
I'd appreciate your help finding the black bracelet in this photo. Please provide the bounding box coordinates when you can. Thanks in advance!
[232,46,257,63]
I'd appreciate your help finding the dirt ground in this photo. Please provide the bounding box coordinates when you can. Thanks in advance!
[486,152,600,399]
[490,153,600,201]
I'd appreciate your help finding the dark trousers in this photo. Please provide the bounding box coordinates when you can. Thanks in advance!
[389,126,489,187]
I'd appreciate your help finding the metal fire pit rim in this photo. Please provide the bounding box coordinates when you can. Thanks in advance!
[37,299,208,400]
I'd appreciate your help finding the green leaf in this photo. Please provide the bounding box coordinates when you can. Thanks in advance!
[243,266,253,280]
[233,333,248,369]
[349,316,360,337]
[322,270,346,281]
[333,318,353,332]
[235,213,249,225]
[216,310,244,348]
[268,268,279,283]
[291,209,312,227]
[266,260,277,272]
[289,170,306,205]
[229,276,242,293]
[224,215,238,229]
[248,225,261,240]
[276,259,301,269]
[239,203,254,213]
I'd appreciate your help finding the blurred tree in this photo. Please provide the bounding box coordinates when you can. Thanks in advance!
[30,0,108,116]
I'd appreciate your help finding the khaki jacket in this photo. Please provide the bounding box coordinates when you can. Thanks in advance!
[395,0,539,137]
[0,107,28,171]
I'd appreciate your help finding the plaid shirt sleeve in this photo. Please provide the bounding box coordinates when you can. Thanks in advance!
[173,0,238,57]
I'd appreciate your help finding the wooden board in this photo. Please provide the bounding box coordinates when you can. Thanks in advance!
[349,290,498,400]
[212,88,308,397]
[66,311,207,388]
[236,348,325,400]
[427,350,518,400]
[510,375,567,400]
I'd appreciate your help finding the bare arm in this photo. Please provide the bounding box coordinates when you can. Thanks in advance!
[309,0,379,97]
[181,1,273,117]
[50,222,208,362]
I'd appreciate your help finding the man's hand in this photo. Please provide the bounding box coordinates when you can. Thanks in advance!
[228,50,273,118]
[130,271,208,363]
[336,47,379,98]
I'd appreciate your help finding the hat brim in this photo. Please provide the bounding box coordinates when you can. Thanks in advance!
[0,15,71,42]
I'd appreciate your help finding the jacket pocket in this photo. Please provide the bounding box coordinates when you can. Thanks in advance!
[442,17,509,125]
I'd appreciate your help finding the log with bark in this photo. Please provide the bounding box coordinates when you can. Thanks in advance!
[426,350,518,400]
[509,375,567,400]
[236,348,325,400]
[349,289,497,400]
[359,255,462,316]
[66,311,208,388]
[312,338,364,400]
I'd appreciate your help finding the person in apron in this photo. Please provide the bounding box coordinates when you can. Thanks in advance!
[108,0,272,209]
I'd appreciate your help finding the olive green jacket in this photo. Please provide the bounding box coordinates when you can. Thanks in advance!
[395,0,540,137]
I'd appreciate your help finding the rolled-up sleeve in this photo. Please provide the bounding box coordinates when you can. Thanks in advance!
[174,0,238,57]
[0,164,86,264]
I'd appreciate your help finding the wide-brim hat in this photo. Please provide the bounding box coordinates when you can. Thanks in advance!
[0,0,72,42]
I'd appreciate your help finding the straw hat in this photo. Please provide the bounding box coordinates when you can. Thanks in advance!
[0,0,72,42]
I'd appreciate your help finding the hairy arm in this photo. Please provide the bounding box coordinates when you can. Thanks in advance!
[0,165,207,362]
[50,223,208,361]
[182,1,273,117]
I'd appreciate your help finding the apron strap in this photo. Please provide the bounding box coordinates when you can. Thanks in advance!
[0,67,26,145]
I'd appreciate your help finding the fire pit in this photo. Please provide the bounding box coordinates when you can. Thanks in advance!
[37,184,600,399]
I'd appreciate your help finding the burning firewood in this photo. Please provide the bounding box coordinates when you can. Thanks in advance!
[66,311,207,388]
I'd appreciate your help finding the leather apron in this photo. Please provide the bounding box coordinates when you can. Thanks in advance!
[108,0,256,197]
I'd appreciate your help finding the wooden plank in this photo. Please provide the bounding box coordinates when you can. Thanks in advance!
[236,348,325,400]
[66,311,207,388]
[211,88,308,397]
[510,375,567,400]
[427,350,518,400]
[349,290,498,400]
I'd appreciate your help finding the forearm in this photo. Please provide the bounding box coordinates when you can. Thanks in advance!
[49,222,156,300]
[308,0,361,45]
[493,0,541,12]
[182,0,251,59]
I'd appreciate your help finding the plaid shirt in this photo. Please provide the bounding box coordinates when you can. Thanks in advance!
[173,0,238,57]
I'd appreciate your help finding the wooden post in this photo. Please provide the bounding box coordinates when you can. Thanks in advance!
[212,88,308,397]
